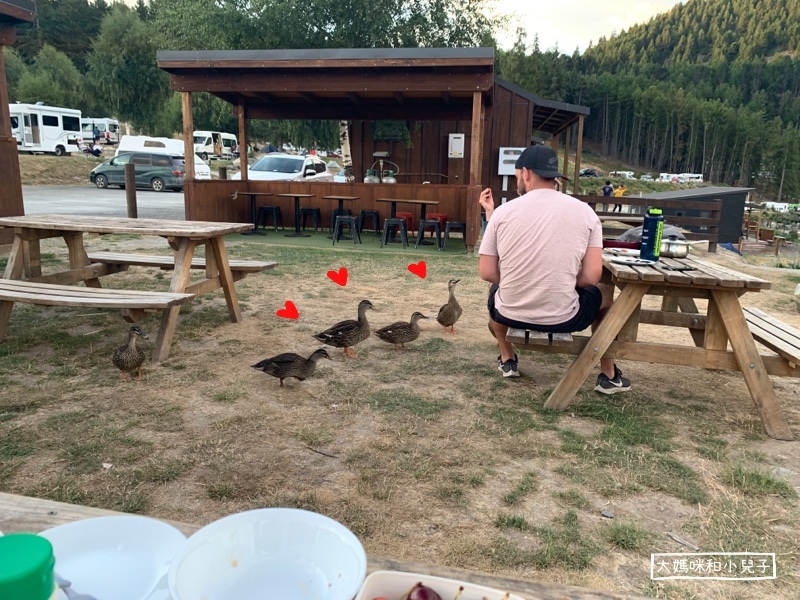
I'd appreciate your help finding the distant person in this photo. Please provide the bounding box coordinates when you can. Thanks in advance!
[92,124,100,144]
[90,142,102,157]
[76,138,90,154]
[601,179,614,212]
[252,143,260,153]
[612,183,626,212]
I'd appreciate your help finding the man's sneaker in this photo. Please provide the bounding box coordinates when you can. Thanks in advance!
[498,354,519,378]
[594,365,631,394]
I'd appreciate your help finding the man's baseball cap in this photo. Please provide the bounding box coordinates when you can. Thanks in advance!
[514,145,568,180]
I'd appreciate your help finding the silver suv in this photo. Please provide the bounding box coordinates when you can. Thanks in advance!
[231,154,332,181]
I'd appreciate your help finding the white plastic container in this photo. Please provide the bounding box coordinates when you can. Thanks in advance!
[355,570,526,600]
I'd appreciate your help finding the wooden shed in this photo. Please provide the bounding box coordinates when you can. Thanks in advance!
[0,0,34,245]
[157,47,589,250]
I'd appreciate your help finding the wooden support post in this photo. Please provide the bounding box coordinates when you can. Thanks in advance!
[182,92,194,182]
[466,91,484,252]
[562,126,570,193]
[124,163,137,218]
[238,99,248,181]
[0,25,26,245]
[573,116,584,194]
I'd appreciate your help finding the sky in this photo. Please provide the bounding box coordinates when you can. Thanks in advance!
[493,0,685,54]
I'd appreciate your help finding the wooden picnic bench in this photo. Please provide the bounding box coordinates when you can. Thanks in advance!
[87,252,276,277]
[506,256,795,441]
[0,279,194,342]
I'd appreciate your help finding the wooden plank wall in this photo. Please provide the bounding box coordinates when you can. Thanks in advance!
[187,180,470,230]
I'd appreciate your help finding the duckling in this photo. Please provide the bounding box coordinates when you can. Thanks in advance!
[112,326,148,381]
[436,279,462,333]
[312,299,374,358]
[374,312,429,351]
[252,348,331,387]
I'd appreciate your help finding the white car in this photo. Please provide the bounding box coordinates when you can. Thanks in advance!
[231,154,332,181]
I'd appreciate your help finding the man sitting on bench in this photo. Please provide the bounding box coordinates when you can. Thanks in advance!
[477,145,631,394]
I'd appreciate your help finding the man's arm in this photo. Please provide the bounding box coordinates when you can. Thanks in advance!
[479,254,500,284]
[576,247,603,288]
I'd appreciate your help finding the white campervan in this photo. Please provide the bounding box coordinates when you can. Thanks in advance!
[116,135,211,180]
[9,102,82,156]
[678,173,704,183]
[81,118,121,145]
[193,130,238,160]
[608,170,635,179]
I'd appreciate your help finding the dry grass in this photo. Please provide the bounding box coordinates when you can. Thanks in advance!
[1,235,800,599]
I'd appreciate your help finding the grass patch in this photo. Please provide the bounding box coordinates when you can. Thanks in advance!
[367,389,451,418]
[722,464,797,499]
[207,482,239,500]
[433,484,466,506]
[293,425,335,447]
[555,489,589,509]
[604,522,654,551]
[495,513,530,531]
[502,471,538,506]
[531,510,602,570]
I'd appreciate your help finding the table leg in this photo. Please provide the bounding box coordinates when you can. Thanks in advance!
[241,195,267,236]
[209,236,242,323]
[711,290,794,441]
[153,237,197,362]
[544,283,649,410]
[65,233,101,288]
[285,197,310,238]
[3,236,25,279]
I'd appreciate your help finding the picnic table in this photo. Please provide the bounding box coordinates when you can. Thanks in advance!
[507,255,796,441]
[0,214,275,361]
[0,491,647,600]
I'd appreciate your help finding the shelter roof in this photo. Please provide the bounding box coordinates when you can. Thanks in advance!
[495,77,589,135]
[157,47,496,121]
[0,0,34,25]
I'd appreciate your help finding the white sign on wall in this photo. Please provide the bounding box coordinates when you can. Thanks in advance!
[498,147,525,175]
[448,134,465,158]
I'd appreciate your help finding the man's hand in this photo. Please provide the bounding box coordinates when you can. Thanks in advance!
[479,188,495,220]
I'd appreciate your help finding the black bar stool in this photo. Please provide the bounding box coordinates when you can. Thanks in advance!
[415,219,442,249]
[333,215,361,246]
[299,207,322,232]
[329,208,352,232]
[358,210,380,234]
[381,218,409,248]
[442,221,467,251]
[256,206,283,232]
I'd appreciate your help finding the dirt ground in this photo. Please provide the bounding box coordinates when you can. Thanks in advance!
[1,234,799,600]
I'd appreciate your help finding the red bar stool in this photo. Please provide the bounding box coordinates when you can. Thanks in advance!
[426,213,448,238]
[394,211,414,235]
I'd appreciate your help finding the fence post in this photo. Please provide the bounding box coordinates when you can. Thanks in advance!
[124,163,137,218]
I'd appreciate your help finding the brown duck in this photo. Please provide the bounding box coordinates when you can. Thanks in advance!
[436,279,462,333]
[313,299,374,358]
[252,348,331,387]
[112,326,148,381]
[374,312,429,351]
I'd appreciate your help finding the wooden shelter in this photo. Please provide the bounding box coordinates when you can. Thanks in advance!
[157,48,589,249]
[0,0,34,245]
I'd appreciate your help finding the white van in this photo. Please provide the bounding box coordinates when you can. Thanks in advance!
[116,135,211,180]
[9,102,82,156]
[608,170,635,179]
[678,173,704,183]
[81,118,121,145]
[193,130,238,160]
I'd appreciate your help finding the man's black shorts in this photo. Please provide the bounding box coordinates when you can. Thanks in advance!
[488,283,602,333]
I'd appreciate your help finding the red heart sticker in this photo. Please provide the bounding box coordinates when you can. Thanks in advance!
[276,300,299,320]
[327,267,348,287]
[408,261,427,279]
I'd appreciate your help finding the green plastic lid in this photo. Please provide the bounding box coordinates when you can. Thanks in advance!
[648,207,663,215]
[0,533,56,600]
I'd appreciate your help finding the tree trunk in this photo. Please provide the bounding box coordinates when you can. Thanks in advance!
[339,120,354,183]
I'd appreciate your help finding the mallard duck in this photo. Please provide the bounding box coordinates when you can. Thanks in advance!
[112,326,148,381]
[252,348,331,387]
[312,299,374,358]
[374,312,429,351]
[436,279,462,333]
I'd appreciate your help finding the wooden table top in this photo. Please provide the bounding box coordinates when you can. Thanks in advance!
[0,492,646,600]
[232,191,273,197]
[275,193,316,198]
[322,195,360,201]
[602,254,771,289]
[0,215,252,237]
[376,198,439,205]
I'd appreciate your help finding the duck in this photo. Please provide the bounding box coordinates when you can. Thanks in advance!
[436,279,462,333]
[112,325,148,381]
[374,312,429,351]
[312,299,374,358]
[252,348,331,387]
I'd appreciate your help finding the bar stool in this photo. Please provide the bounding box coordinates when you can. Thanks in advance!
[395,211,414,236]
[332,215,361,246]
[415,219,442,249]
[330,208,351,232]
[358,209,380,234]
[256,206,283,232]
[426,213,448,238]
[299,207,321,232]
[381,218,409,248]
[442,221,467,251]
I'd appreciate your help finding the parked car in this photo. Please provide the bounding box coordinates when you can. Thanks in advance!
[333,168,347,183]
[89,152,185,192]
[579,168,603,178]
[231,153,332,181]
[640,173,654,181]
